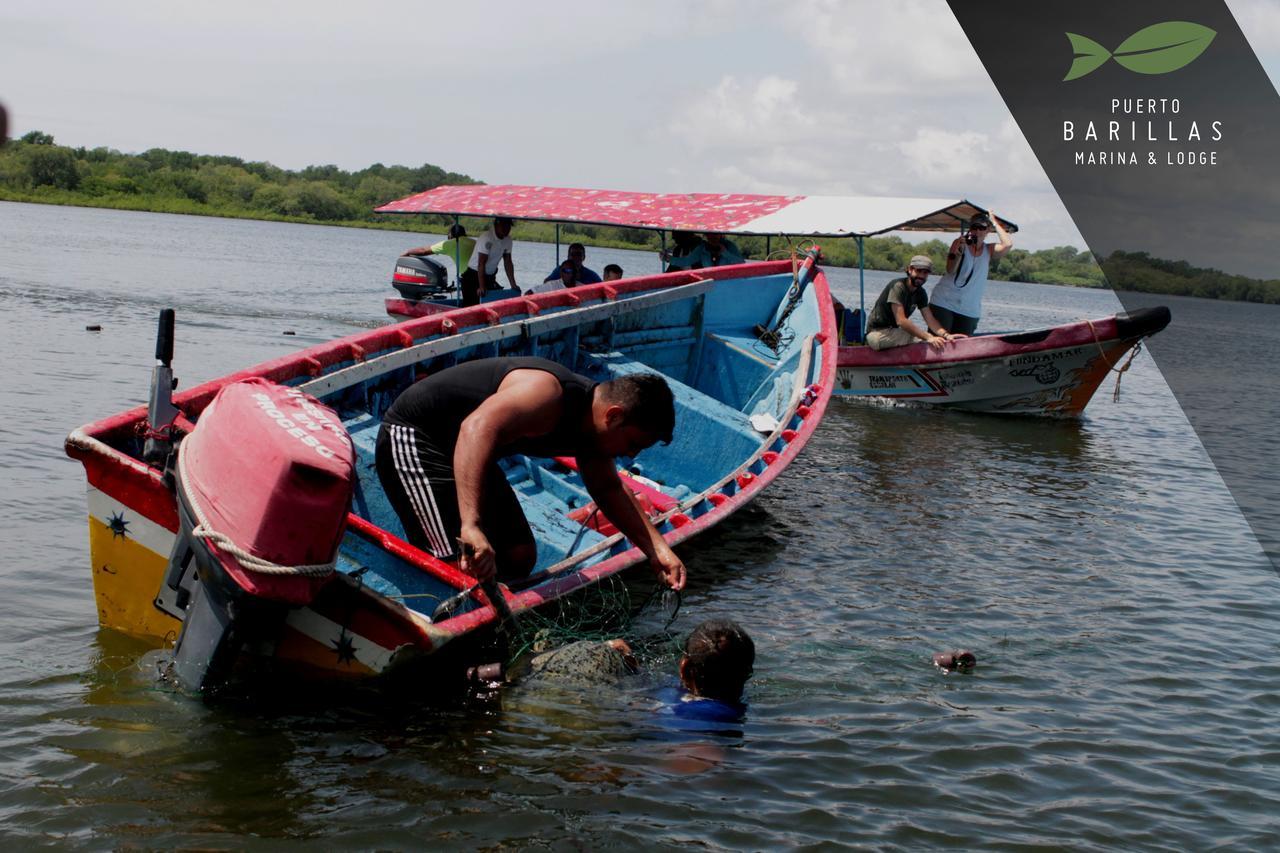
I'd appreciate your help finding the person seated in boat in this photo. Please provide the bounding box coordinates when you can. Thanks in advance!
[603,264,624,282]
[542,242,602,285]
[665,233,745,271]
[375,356,686,590]
[403,224,476,276]
[525,260,580,295]
[929,212,1013,336]
[864,255,963,351]
[462,216,519,306]
[660,230,705,272]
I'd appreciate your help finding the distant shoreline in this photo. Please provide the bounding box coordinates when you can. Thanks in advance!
[0,190,1099,282]
[4,193,1275,305]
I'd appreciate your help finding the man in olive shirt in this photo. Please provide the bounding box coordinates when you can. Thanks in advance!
[864,255,963,351]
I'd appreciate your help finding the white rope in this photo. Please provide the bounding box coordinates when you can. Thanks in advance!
[178,443,337,578]
[1085,319,1146,404]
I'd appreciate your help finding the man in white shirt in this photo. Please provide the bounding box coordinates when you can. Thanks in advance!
[461,217,518,306]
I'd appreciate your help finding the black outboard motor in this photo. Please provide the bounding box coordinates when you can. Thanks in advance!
[392,255,453,301]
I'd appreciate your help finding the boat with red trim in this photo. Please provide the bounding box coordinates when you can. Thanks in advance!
[832,307,1169,415]
[65,252,836,694]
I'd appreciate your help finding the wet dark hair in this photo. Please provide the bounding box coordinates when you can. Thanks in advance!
[494,216,514,228]
[603,263,623,277]
[447,224,467,239]
[598,373,675,445]
[683,619,754,703]
[568,242,586,255]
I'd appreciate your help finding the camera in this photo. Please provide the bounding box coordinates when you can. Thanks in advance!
[963,230,979,246]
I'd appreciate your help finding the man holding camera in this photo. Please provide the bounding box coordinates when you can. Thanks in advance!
[929,212,1013,336]
[864,256,960,351]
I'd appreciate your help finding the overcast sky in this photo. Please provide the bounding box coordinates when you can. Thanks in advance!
[2,1,1276,251]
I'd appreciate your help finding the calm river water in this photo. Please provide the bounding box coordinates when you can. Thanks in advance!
[1,201,1277,849]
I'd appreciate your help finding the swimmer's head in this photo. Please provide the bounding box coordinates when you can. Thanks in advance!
[679,619,754,703]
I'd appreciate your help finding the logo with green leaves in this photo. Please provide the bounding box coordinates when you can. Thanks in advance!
[1064,21,1216,81]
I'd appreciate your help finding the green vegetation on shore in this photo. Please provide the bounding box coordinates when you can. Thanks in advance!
[4,132,1277,302]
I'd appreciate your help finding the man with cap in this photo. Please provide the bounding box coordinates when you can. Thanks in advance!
[863,255,962,351]
[929,211,1013,335]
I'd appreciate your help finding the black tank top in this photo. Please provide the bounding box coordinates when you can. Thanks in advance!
[384,356,597,458]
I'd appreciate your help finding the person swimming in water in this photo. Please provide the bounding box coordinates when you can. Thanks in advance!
[666,618,755,721]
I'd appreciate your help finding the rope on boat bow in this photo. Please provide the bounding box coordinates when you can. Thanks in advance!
[176,447,337,578]
[1085,319,1146,404]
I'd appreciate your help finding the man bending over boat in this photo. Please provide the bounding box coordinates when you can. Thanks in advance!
[864,255,963,351]
[376,356,687,590]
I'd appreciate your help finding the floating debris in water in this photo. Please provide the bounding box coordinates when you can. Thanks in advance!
[282,330,296,336]
[933,649,977,673]
[85,324,102,332]
[465,661,505,685]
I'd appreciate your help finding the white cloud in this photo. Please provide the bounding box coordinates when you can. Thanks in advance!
[1227,0,1280,88]
[652,2,1079,248]
[668,75,817,154]
[900,128,989,183]
[788,0,987,96]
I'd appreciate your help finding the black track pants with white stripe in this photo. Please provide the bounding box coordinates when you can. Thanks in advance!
[374,421,532,563]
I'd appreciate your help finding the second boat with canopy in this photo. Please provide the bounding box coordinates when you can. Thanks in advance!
[377,184,1168,416]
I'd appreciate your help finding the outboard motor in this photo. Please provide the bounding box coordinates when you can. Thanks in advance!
[156,377,355,695]
[392,255,452,300]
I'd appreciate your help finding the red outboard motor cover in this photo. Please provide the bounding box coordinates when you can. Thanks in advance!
[179,378,355,603]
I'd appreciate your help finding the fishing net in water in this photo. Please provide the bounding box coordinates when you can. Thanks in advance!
[502,574,685,671]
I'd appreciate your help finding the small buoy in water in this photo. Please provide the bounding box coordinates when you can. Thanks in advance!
[933,650,976,673]
[85,324,102,332]
[282,330,296,336]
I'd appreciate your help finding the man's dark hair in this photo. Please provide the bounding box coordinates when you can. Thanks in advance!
[447,224,466,239]
[598,373,675,445]
[683,619,755,703]
[603,263,623,277]
[494,216,514,228]
[568,242,586,254]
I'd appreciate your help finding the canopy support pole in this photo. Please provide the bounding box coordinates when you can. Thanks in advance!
[452,215,461,289]
[857,235,866,339]
[555,224,561,266]
[660,231,667,274]
[766,235,771,257]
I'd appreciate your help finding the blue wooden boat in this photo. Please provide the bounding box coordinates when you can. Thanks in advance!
[65,254,837,692]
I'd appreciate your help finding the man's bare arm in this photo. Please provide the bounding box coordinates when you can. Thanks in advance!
[577,454,686,590]
[503,252,517,290]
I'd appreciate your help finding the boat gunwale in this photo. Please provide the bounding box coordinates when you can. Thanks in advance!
[65,259,810,449]
[835,312,1136,368]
